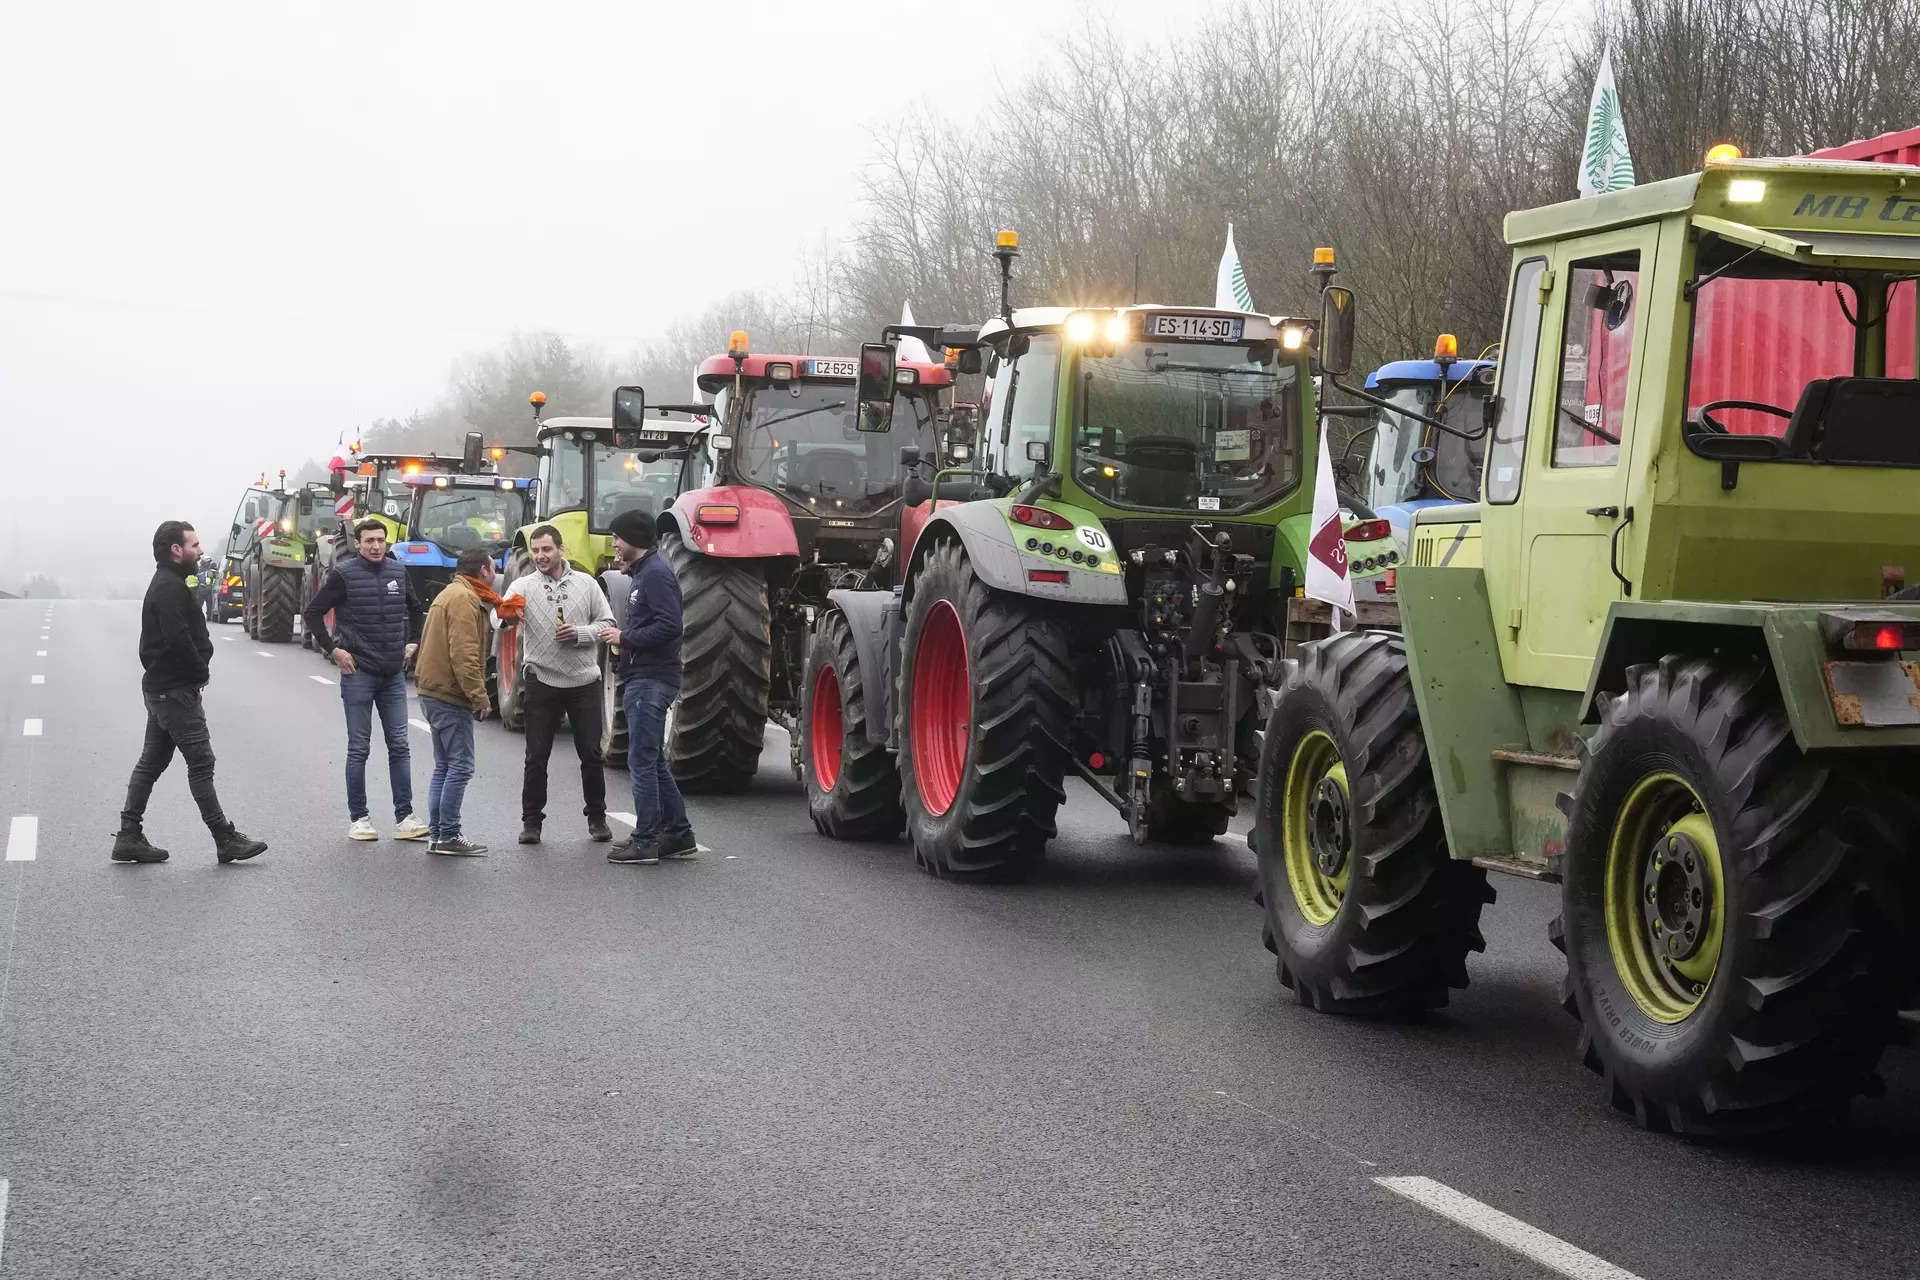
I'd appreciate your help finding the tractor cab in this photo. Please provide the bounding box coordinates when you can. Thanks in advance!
[517,409,709,577]
[397,473,535,604]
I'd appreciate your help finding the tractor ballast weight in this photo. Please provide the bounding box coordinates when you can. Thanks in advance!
[1255,152,1920,1138]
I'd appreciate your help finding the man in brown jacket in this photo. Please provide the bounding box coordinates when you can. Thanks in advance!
[415,549,497,856]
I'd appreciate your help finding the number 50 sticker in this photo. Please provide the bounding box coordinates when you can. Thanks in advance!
[1075,525,1109,551]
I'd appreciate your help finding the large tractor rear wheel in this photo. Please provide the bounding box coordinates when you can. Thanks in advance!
[1555,656,1906,1136]
[258,567,299,643]
[802,610,904,840]
[1254,631,1492,1013]
[896,541,1071,878]
[662,531,770,793]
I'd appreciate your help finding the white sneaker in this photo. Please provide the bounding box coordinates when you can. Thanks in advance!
[392,815,431,842]
[348,817,378,841]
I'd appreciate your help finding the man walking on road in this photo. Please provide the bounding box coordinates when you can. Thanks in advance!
[601,511,698,865]
[504,525,616,846]
[114,521,268,865]
[303,520,429,842]
[415,548,499,856]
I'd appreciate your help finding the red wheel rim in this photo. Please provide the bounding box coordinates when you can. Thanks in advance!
[911,600,970,817]
[810,663,843,791]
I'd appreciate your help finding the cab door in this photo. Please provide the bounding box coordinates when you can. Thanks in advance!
[1513,228,1655,690]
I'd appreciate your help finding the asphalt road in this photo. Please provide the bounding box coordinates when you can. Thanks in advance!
[2,597,1918,1279]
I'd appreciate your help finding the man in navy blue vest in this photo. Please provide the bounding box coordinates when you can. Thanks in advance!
[304,520,429,842]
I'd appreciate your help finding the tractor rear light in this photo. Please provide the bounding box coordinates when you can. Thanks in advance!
[1346,518,1390,542]
[1383,569,1397,592]
[765,361,794,381]
[1863,624,1907,651]
[1028,569,1068,584]
[1820,610,1919,653]
[1011,504,1073,531]
[407,544,432,555]
[696,504,740,525]
[1088,752,1106,769]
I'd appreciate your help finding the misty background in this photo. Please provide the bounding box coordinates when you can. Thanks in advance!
[6,0,1916,598]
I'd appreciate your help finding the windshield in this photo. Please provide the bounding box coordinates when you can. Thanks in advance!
[1362,381,1490,508]
[412,487,524,553]
[725,382,934,516]
[1074,342,1301,513]
[549,440,691,530]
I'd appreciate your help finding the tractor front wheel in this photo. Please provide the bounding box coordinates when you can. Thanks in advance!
[896,541,1071,878]
[663,531,770,793]
[1555,656,1906,1135]
[1253,631,1492,1013]
[802,610,903,840]
[258,567,299,643]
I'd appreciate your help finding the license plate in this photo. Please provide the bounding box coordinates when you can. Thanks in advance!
[807,358,858,378]
[1147,314,1243,341]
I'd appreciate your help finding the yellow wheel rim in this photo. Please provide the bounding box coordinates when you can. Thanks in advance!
[1283,730,1351,926]
[1603,772,1726,1023]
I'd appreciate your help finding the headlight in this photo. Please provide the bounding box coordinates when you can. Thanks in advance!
[1104,313,1129,345]
[1281,326,1305,350]
[1065,312,1097,344]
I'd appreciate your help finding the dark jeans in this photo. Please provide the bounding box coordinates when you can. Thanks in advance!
[121,686,229,834]
[420,695,475,841]
[341,669,413,822]
[521,672,606,826]
[623,677,689,841]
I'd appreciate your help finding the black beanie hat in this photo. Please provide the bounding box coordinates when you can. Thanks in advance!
[609,509,656,548]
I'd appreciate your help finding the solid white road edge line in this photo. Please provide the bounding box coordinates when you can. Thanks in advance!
[1373,1177,1644,1280]
[20,721,40,738]
[5,818,35,862]
[310,675,335,685]
[0,1176,10,1266]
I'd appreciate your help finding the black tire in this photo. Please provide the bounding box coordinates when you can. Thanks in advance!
[1554,656,1907,1136]
[1253,631,1492,1013]
[258,567,299,643]
[895,540,1071,878]
[662,531,770,793]
[802,610,904,840]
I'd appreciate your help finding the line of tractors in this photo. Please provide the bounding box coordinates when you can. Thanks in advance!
[213,148,1920,1141]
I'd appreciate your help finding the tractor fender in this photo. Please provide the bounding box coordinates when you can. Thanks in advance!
[905,503,1129,607]
[662,487,799,559]
[825,588,904,747]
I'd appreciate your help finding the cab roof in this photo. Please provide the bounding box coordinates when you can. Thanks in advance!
[694,353,954,395]
[536,413,707,442]
[1366,358,1496,389]
[975,303,1310,346]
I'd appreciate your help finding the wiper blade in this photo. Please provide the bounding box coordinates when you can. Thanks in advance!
[757,402,849,432]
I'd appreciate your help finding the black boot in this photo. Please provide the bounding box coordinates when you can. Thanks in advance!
[586,817,611,843]
[111,830,169,863]
[519,823,542,845]
[215,827,268,864]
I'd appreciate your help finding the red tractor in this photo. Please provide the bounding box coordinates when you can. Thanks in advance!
[621,334,959,792]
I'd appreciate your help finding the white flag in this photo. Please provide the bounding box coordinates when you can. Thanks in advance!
[1304,421,1354,620]
[897,301,934,365]
[1578,45,1636,198]
[1214,222,1254,312]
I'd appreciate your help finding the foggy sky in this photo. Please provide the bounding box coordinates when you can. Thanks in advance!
[1,0,1194,595]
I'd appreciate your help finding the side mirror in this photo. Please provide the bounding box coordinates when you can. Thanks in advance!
[956,348,983,375]
[1025,440,1051,466]
[612,385,647,435]
[903,474,934,507]
[462,430,483,472]
[898,444,923,471]
[1318,286,1356,377]
[855,343,895,433]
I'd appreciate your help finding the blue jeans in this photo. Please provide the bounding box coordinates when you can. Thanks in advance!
[341,669,413,822]
[623,677,689,841]
[420,695,476,841]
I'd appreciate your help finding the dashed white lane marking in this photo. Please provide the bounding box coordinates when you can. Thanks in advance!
[5,818,35,862]
[310,675,336,685]
[607,812,637,826]
[221,635,238,642]
[20,721,40,738]
[253,651,274,659]
[0,1177,10,1265]
[29,676,42,686]
[33,651,45,658]
[1373,1177,1644,1280]
[409,718,430,731]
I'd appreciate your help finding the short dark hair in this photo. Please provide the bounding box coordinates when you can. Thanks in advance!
[528,524,563,549]
[456,549,494,577]
[153,520,194,564]
[353,520,387,541]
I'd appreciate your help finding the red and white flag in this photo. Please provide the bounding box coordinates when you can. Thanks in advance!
[1305,421,1354,622]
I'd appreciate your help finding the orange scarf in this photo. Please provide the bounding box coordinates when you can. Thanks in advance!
[455,573,524,621]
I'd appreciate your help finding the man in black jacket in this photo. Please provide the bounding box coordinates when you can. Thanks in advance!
[303,520,429,841]
[114,521,268,865]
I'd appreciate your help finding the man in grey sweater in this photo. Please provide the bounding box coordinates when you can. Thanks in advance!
[505,525,617,844]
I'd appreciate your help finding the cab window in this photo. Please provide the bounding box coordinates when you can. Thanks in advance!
[1552,251,1640,468]
[983,335,1060,478]
[1486,258,1547,504]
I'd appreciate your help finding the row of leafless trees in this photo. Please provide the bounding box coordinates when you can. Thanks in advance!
[355,0,1920,459]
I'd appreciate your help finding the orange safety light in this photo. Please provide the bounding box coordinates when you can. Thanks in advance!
[489,446,506,460]
[1434,333,1459,359]
[404,462,422,476]
[1313,247,1335,265]
[1705,143,1742,165]
[996,229,1019,249]
[696,503,740,525]
[528,391,547,407]
[356,462,376,476]
[944,347,960,367]
[728,330,750,359]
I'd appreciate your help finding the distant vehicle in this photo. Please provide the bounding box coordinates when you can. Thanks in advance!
[395,471,536,606]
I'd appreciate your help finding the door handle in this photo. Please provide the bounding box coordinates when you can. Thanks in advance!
[1606,505,1635,597]
[1585,505,1620,518]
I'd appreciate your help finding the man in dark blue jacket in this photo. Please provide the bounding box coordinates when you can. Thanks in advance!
[303,520,429,842]
[599,511,697,864]
[114,520,268,865]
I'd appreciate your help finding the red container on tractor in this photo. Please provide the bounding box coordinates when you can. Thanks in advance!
[620,335,959,791]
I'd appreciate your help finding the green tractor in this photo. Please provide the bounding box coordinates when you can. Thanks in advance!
[226,475,336,643]
[492,397,711,760]
[799,231,1320,872]
[1255,151,1920,1135]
